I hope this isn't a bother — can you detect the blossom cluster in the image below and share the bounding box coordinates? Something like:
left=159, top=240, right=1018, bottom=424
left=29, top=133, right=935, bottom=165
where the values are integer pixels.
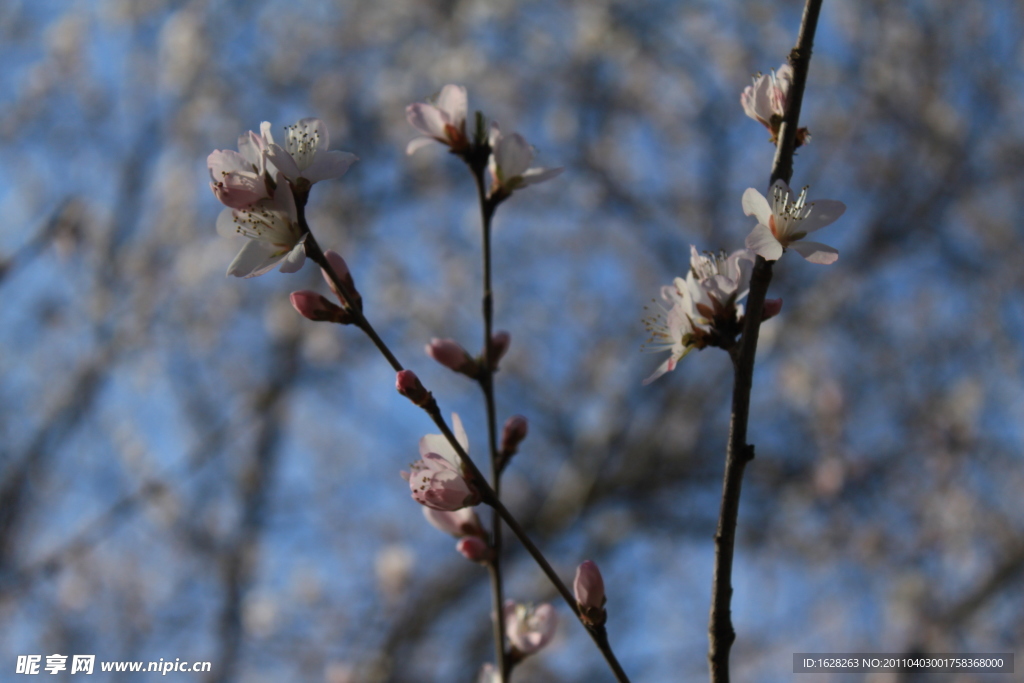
left=208, top=118, right=356, bottom=278
left=643, top=63, right=846, bottom=383
left=406, top=84, right=563, bottom=201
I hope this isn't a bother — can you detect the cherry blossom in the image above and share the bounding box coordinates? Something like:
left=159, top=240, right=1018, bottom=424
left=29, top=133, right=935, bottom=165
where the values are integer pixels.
left=504, top=601, right=557, bottom=655
left=642, top=282, right=697, bottom=385
left=684, top=246, right=755, bottom=323
left=405, top=84, right=470, bottom=155
left=207, top=122, right=274, bottom=209
left=743, top=180, right=846, bottom=264
left=215, top=173, right=306, bottom=278
left=741, top=64, right=810, bottom=145
left=401, top=414, right=479, bottom=511
left=487, top=124, right=563, bottom=199
left=265, top=118, right=357, bottom=191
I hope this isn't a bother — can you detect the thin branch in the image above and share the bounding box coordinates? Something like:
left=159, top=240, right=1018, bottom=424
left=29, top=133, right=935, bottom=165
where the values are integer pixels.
left=296, top=189, right=630, bottom=681
left=470, top=158, right=510, bottom=680
left=708, top=1, right=825, bottom=682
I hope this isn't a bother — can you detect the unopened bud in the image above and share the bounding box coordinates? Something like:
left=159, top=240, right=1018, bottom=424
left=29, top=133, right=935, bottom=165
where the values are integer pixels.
left=321, top=249, right=362, bottom=311
left=487, top=330, right=511, bottom=371
left=456, top=536, right=491, bottom=563
left=574, top=560, right=607, bottom=626
left=761, top=298, right=783, bottom=321
left=396, top=370, right=430, bottom=406
left=426, top=338, right=478, bottom=377
left=499, top=415, right=528, bottom=463
left=289, top=290, right=347, bottom=323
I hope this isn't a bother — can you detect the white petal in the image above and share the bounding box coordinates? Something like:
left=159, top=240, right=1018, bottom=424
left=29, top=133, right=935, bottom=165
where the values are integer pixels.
left=642, top=356, right=679, bottom=386
left=519, top=166, right=564, bottom=187
left=741, top=187, right=772, bottom=226
left=260, top=121, right=274, bottom=146
left=406, top=136, right=437, bottom=155
left=496, top=133, right=534, bottom=180
left=436, top=84, right=467, bottom=125
left=801, top=199, right=846, bottom=233
left=226, top=240, right=283, bottom=278
left=303, top=150, right=358, bottom=183
left=406, top=103, right=448, bottom=139
left=216, top=208, right=240, bottom=238
left=745, top=223, right=784, bottom=261
left=277, top=242, right=307, bottom=273
left=265, top=144, right=302, bottom=182
left=788, top=240, right=839, bottom=264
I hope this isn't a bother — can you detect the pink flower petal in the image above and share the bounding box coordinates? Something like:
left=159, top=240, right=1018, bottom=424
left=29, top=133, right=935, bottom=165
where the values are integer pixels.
left=788, top=240, right=839, bottom=264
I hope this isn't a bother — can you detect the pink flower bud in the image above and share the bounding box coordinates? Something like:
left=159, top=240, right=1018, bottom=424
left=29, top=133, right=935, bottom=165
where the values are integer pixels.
left=761, top=298, right=783, bottom=321
left=500, top=415, right=528, bottom=460
left=574, top=560, right=607, bottom=626
left=504, top=601, right=557, bottom=656
left=456, top=536, right=491, bottom=563
left=422, top=507, right=484, bottom=538
left=426, top=338, right=478, bottom=376
left=289, top=290, right=345, bottom=323
left=321, top=249, right=362, bottom=310
left=487, top=330, right=511, bottom=370
left=395, top=370, right=430, bottom=406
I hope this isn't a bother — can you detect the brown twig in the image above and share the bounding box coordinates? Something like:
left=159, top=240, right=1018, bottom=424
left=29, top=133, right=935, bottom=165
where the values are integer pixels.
left=708, top=1, right=825, bottom=681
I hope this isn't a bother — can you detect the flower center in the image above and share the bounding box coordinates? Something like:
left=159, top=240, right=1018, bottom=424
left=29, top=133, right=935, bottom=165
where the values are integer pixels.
left=283, top=124, right=321, bottom=171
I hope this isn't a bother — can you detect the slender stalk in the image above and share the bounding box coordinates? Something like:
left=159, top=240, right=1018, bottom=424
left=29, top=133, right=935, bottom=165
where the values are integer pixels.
left=470, top=160, right=509, bottom=680
left=707, top=2, right=824, bottom=682
left=295, top=187, right=631, bottom=682
left=422, top=400, right=631, bottom=683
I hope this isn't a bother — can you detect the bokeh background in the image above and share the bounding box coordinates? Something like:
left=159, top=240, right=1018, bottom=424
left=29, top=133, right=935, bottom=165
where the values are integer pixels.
left=2, top=0, right=1023, bottom=681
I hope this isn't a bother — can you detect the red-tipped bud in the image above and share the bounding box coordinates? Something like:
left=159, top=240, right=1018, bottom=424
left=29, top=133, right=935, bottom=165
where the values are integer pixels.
left=762, top=298, right=783, bottom=321
left=396, top=370, right=430, bottom=406
left=499, top=415, right=528, bottom=463
left=574, top=560, right=607, bottom=626
left=487, top=330, right=511, bottom=371
left=321, top=249, right=362, bottom=311
left=456, top=536, right=491, bottom=563
left=289, top=291, right=347, bottom=323
left=426, top=338, right=478, bottom=377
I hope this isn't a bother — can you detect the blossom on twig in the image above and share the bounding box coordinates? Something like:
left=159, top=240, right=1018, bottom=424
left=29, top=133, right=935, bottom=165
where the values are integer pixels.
left=505, top=601, right=557, bottom=656
left=207, top=122, right=274, bottom=209
left=741, top=64, right=810, bottom=146
left=401, top=413, right=480, bottom=511
left=265, top=118, right=357, bottom=191
left=215, top=172, right=306, bottom=278
left=743, top=180, right=846, bottom=264
left=487, top=124, right=562, bottom=200
left=406, top=84, right=470, bottom=155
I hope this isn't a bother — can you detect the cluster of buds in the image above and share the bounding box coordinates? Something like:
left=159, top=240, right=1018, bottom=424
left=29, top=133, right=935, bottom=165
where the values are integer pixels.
left=289, top=249, right=363, bottom=324
left=406, top=84, right=563, bottom=203
left=208, top=118, right=356, bottom=278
